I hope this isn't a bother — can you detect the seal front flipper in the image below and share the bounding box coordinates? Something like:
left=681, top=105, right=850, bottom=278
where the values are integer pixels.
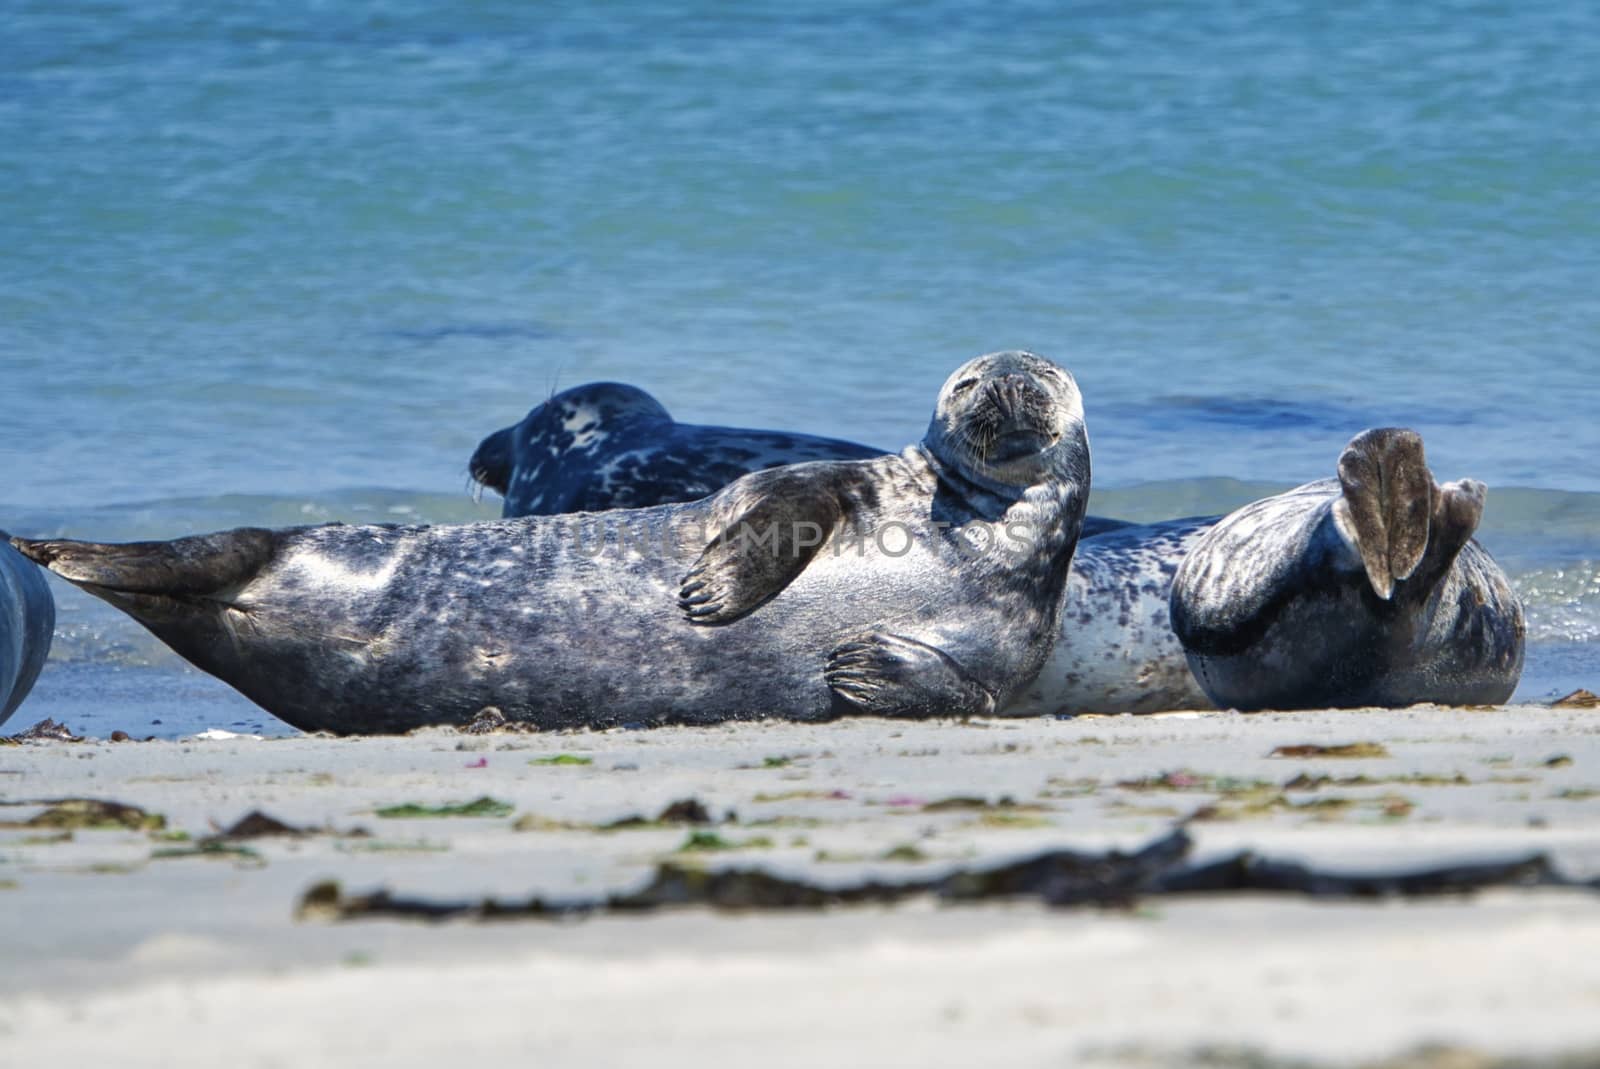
left=825, top=632, right=997, bottom=718
left=677, top=466, right=851, bottom=625
left=11, top=529, right=278, bottom=615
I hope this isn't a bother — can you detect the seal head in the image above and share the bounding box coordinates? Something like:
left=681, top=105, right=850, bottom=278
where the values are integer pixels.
left=470, top=383, right=675, bottom=514
left=925, top=349, right=1087, bottom=494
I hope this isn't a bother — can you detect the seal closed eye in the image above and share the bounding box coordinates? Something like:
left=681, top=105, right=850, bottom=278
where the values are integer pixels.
left=15, top=351, right=1092, bottom=734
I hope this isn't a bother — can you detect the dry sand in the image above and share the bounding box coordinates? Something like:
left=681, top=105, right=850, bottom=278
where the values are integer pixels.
left=3, top=706, right=1600, bottom=1068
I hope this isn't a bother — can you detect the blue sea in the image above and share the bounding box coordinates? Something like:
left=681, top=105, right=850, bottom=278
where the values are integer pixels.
left=3, top=0, right=1597, bottom=736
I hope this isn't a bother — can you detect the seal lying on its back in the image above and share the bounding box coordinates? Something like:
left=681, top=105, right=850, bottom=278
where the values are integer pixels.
left=0, top=539, right=54, bottom=727
left=15, top=352, right=1091, bottom=734
left=473, top=387, right=1524, bottom=711
left=1166, top=428, right=1522, bottom=710
left=1012, top=428, right=1523, bottom=712
left=470, top=382, right=884, bottom=516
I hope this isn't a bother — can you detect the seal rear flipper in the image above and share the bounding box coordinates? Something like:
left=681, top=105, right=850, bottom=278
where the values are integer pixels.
left=1333, top=427, right=1435, bottom=600
left=1424, top=478, right=1484, bottom=566
left=10, top=528, right=279, bottom=600
left=825, top=632, right=996, bottom=718
left=678, top=467, right=850, bottom=625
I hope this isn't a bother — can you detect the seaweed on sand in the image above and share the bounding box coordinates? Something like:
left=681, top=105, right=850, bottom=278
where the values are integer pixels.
left=296, top=826, right=1597, bottom=924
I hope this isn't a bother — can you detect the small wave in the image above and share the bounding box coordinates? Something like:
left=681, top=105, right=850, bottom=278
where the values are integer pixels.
left=382, top=320, right=556, bottom=345
left=1104, top=395, right=1475, bottom=434
left=1515, top=562, right=1600, bottom=645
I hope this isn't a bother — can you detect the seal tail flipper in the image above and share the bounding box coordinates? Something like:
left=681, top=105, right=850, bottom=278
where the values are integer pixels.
left=9, top=529, right=278, bottom=599
left=1420, top=477, right=1486, bottom=582
left=1332, top=428, right=1435, bottom=600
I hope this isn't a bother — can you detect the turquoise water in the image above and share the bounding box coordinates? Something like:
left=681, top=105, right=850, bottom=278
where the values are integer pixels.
left=3, top=0, right=1597, bottom=734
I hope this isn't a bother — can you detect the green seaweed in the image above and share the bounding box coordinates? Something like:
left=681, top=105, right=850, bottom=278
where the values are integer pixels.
left=676, top=830, right=775, bottom=853
left=511, top=814, right=593, bottom=832
left=751, top=789, right=841, bottom=803
left=1283, top=771, right=1469, bottom=790
left=528, top=754, right=593, bottom=767
left=1038, top=776, right=1100, bottom=798
left=376, top=797, right=514, bottom=819
left=880, top=843, right=931, bottom=862
left=335, top=839, right=452, bottom=854
left=974, top=811, right=1053, bottom=829
left=152, top=840, right=264, bottom=865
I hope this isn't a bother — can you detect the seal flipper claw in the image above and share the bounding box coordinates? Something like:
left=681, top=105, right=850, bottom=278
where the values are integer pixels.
left=825, top=632, right=996, bottom=718
left=1334, top=428, right=1433, bottom=600
left=677, top=468, right=848, bottom=625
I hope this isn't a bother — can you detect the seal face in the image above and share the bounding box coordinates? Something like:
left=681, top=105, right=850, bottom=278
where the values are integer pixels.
left=470, top=382, right=883, bottom=516
left=0, top=540, right=55, bottom=727
left=17, top=352, right=1091, bottom=734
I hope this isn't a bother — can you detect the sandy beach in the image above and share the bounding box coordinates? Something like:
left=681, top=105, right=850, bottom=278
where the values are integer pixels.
left=4, top=706, right=1599, bottom=1067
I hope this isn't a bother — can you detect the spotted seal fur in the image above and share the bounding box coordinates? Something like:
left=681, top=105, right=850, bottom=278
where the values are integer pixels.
left=14, top=352, right=1091, bottom=734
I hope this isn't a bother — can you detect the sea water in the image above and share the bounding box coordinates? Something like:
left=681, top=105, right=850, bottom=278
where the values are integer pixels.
left=3, top=0, right=1596, bottom=736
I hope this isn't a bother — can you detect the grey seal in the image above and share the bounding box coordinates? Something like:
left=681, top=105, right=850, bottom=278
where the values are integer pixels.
left=471, top=395, right=1524, bottom=712
left=470, top=382, right=884, bottom=516
left=14, top=351, right=1091, bottom=734
left=1165, top=427, right=1523, bottom=710
left=0, top=539, right=55, bottom=727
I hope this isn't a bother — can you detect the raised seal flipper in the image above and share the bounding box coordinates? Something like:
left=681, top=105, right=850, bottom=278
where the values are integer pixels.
left=1411, top=477, right=1486, bottom=592
left=825, top=631, right=997, bottom=718
left=11, top=529, right=278, bottom=603
left=677, top=466, right=851, bottom=625
left=1333, top=427, right=1434, bottom=600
